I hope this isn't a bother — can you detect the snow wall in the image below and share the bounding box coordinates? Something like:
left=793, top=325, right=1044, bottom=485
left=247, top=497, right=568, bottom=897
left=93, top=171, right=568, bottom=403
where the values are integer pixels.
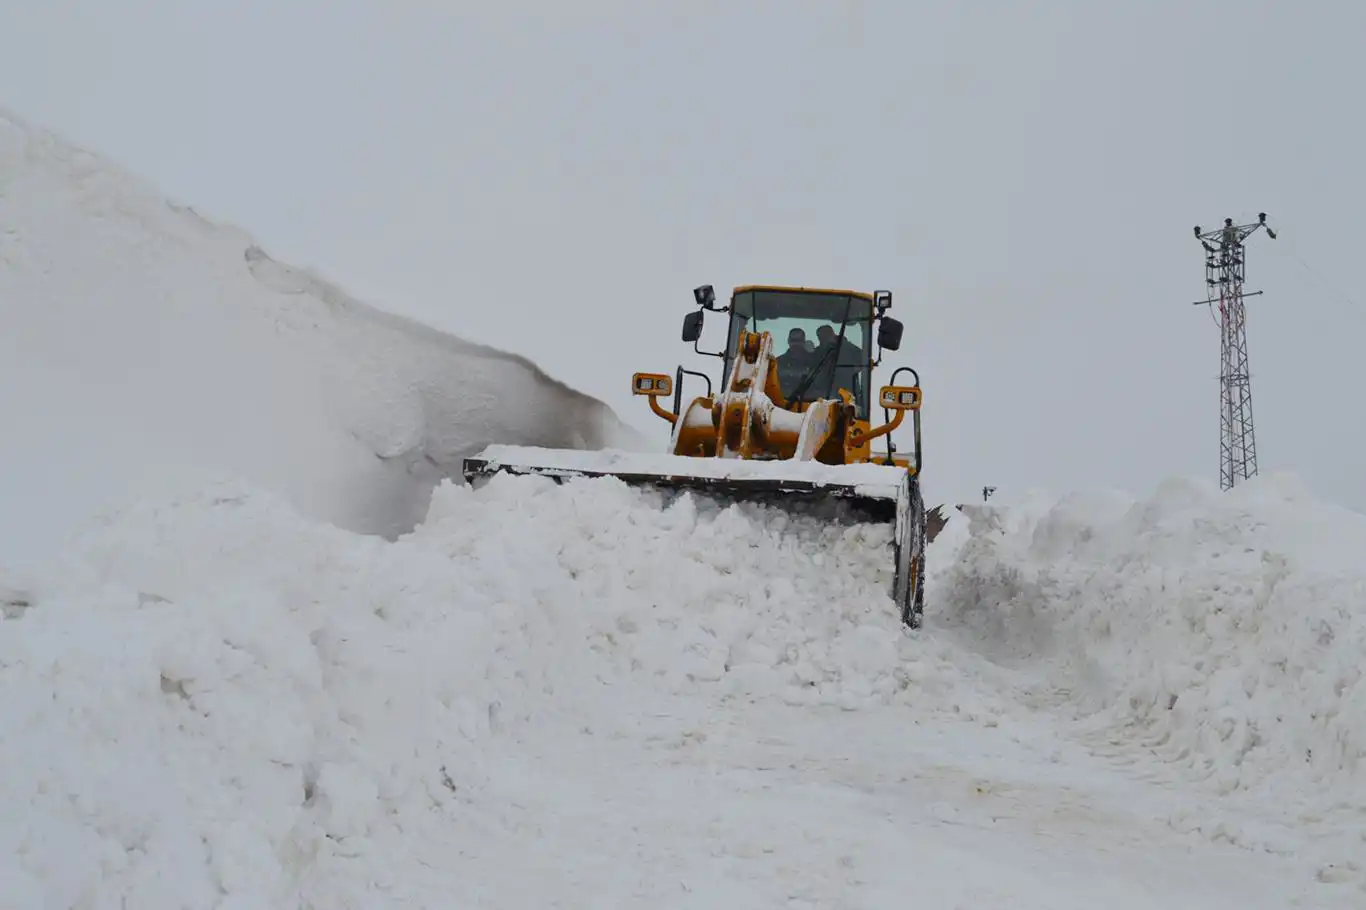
left=0, top=105, right=643, bottom=567
left=938, top=473, right=1366, bottom=852
left=3, top=466, right=1364, bottom=905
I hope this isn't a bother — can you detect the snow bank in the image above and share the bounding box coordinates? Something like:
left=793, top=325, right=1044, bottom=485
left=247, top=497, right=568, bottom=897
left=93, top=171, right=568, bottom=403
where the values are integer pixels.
left=419, top=473, right=942, bottom=709
left=0, top=471, right=953, bottom=906
left=7, top=462, right=1363, bottom=904
left=939, top=471, right=1366, bottom=827
left=0, top=105, right=641, bottom=568
left=0, top=483, right=490, bottom=907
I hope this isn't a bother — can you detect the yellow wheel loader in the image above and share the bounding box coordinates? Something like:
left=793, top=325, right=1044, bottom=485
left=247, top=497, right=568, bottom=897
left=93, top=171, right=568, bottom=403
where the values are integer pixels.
left=462, top=284, right=928, bottom=628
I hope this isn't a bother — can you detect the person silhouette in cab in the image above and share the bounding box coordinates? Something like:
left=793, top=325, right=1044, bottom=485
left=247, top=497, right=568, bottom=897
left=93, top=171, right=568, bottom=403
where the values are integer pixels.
left=815, top=324, right=863, bottom=365
left=777, top=327, right=816, bottom=397
left=778, top=327, right=813, bottom=366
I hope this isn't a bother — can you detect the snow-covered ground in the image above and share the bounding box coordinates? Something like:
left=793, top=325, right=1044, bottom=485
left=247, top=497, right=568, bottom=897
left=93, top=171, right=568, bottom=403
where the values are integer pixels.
left=2, top=470, right=1363, bottom=907
left=3, top=107, right=1364, bottom=908
left=939, top=474, right=1366, bottom=877
left=0, top=105, right=641, bottom=569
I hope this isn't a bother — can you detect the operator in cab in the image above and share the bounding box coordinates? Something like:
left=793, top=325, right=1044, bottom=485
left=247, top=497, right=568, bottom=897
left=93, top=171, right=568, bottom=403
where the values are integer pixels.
left=776, top=327, right=816, bottom=396
left=810, top=324, right=864, bottom=399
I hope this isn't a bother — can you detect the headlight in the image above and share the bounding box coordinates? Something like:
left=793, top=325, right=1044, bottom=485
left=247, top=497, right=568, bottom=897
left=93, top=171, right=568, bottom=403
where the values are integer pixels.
left=879, top=385, right=921, bottom=410
left=631, top=372, right=673, bottom=397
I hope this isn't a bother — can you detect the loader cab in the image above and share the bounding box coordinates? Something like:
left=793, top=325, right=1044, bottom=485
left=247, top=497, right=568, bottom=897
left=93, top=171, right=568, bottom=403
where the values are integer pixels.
left=724, top=286, right=877, bottom=418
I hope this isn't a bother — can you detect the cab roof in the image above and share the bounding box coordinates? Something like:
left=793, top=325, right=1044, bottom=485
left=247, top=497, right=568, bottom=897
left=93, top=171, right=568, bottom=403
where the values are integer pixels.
left=731, top=284, right=875, bottom=302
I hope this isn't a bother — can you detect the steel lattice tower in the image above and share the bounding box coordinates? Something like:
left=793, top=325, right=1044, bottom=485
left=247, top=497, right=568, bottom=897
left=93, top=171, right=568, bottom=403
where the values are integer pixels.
left=1192, top=212, right=1277, bottom=491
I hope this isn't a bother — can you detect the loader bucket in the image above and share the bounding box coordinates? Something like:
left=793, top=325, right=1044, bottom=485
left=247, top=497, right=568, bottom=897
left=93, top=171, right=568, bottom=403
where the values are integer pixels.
left=460, top=444, right=928, bottom=627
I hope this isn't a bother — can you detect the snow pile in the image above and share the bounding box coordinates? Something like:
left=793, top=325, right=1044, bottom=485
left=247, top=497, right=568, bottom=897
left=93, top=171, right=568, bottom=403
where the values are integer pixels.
left=0, top=104, right=640, bottom=567
left=0, top=486, right=468, bottom=907
left=5, top=464, right=1362, bottom=904
left=419, top=473, right=979, bottom=712
left=939, top=471, right=1366, bottom=824
left=0, top=470, right=967, bottom=907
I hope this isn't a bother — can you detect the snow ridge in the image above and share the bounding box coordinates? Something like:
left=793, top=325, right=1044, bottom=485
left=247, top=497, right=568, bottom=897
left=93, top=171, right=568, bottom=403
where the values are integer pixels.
left=3, top=461, right=1364, bottom=903
left=0, top=103, right=641, bottom=566
left=938, top=472, right=1366, bottom=850
left=0, top=473, right=928, bottom=906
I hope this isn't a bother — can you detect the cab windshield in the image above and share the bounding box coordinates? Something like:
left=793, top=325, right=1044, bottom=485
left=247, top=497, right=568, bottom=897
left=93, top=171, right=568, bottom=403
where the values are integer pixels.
left=725, top=288, right=873, bottom=417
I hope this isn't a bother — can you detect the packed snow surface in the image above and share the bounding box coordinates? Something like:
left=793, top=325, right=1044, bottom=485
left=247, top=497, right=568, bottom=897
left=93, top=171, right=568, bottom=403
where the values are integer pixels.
left=2, top=468, right=1363, bottom=907
left=0, top=105, right=640, bottom=568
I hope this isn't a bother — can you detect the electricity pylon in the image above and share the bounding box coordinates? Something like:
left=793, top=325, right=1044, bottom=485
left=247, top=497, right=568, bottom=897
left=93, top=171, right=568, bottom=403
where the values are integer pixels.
left=1192, top=212, right=1277, bottom=491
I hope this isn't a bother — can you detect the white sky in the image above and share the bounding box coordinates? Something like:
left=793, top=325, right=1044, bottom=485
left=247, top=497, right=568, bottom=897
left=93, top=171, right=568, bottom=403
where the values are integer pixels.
left=3, top=0, right=1364, bottom=510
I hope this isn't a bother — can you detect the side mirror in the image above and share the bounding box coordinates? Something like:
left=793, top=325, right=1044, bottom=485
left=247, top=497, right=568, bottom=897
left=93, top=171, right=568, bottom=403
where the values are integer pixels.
left=682, top=310, right=704, bottom=342
left=878, top=316, right=903, bottom=351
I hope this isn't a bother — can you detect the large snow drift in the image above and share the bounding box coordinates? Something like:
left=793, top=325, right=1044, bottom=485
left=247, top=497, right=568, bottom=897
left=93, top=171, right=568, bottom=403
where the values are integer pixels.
left=939, top=472, right=1366, bottom=862
left=0, top=105, right=641, bottom=567
left=1, top=468, right=1363, bottom=905
left=0, top=475, right=911, bottom=907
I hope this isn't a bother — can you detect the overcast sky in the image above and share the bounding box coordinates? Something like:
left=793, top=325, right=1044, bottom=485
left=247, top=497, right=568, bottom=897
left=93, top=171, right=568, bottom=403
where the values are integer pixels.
left=3, top=1, right=1363, bottom=511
